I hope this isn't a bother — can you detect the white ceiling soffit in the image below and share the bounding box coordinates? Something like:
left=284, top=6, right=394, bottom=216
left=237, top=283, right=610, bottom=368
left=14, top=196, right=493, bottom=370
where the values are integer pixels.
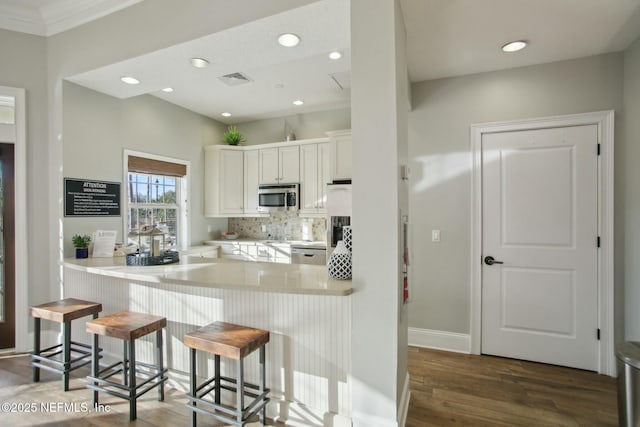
left=400, top=0, right=640, bottom=82
left=0, top=0, right=142, bottom=36
left=66, top=0, right=351, bottom=123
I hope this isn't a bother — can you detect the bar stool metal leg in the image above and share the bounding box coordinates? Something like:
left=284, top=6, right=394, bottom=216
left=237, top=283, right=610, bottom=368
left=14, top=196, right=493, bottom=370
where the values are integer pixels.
left=123, top=340, right=128, bottom=386
left=129, top=340, right=137, bottom=421
left=62, top=321, right=71, bottom=391
left=156, top=329, right=164, bottom=401
left=91, top=331, right=99, bottom=406
left=260, top=346, right=266, bottom=425
left=237, top=358, right=245, bottom=425
left=214, top=354, right=221, bottom=405
left=189, top=348, right=197, bottom=427
left=33, top=317, right=40, bottom=382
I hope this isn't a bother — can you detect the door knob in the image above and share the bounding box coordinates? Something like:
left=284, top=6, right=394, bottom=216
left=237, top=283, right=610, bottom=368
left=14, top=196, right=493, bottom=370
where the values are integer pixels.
left=484, top=256, right=504, bottom=265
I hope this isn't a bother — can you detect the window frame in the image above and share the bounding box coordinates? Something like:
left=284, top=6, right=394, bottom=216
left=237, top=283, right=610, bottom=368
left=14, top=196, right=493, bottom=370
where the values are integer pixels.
left=123, top=150, right=190, bottom=250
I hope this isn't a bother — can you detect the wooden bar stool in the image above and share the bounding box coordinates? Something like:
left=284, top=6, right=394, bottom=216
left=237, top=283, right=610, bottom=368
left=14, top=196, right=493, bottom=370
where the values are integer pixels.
left=85, top=310, right=167, bottom=421
left=31, top=298, right=102, bottom=391
left=184, top=321, right=270, bottom=427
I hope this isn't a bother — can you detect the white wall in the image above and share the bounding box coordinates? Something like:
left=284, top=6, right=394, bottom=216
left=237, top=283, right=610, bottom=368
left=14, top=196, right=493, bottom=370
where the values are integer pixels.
left=62, top=82, right=228, bottom=256
left=622, top=36, right=640, bottom=341
left=351, top=0, right=408, bottom=425
left=0, top=29, right=51, bottom=308
left=237, top=108, right=351, bottom=145
left=408, top=54, right=624, bottom=342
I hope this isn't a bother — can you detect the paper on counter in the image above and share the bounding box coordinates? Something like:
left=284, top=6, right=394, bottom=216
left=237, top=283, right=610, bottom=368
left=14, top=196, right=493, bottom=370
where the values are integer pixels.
left=92, top=230, right=117, bottom=257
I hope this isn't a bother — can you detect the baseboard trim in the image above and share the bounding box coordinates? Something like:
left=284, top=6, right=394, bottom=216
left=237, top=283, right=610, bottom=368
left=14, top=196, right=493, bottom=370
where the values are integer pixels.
left=408, top=327, right=470, bottom=354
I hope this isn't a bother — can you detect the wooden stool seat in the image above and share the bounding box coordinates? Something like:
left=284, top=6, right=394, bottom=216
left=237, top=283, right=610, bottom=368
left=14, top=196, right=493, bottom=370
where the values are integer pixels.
left=184, top=321, right=270, bottom=427
left=183, top=321, right=269, bottom=360
left=86, top=310, right=167, bottom=421
left=86, top=310, right=166, bottom=340
left=31, top=298, right=102, bottom=323
left=31, top=298, right=102, bottom=391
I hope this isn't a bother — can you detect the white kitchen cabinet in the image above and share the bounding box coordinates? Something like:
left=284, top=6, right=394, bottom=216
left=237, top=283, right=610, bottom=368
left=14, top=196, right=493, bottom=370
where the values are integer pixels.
left=204, top=146, right=244, bottom=217
left=299, top=142, right=332, bottom=216
left=243, top=148, right=263, bottom=215
left=327, top=130, right=352, bottom=180
left=259, top=145, right=300, bottom=184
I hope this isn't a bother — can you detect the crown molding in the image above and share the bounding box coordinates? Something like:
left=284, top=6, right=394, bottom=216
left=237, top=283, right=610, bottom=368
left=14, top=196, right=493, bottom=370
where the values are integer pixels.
left=0, top=0, right=142, bottom=36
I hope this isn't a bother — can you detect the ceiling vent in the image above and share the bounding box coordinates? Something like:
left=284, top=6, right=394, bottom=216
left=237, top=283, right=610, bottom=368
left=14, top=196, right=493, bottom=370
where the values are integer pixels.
left=218, top=72, right=253, bottom=86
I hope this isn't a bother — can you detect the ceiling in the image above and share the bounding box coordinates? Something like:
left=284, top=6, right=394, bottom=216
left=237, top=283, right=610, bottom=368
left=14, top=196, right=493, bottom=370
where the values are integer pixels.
left=2, top=0, right=640, bottom=123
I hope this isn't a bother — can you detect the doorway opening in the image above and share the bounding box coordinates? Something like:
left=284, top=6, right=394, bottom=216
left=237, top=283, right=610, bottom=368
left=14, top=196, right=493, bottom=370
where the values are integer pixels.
left=0, top=143, right=15, bottom=349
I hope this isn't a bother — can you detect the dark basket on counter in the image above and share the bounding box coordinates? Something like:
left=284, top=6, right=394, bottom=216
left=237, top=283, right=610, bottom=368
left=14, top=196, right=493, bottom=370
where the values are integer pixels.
left=125, top=251, right=179, bottom=266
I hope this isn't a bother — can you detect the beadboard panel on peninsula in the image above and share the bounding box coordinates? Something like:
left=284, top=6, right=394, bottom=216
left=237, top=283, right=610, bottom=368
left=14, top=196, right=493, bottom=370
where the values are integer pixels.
left=63, top=267, right=353, bottom=425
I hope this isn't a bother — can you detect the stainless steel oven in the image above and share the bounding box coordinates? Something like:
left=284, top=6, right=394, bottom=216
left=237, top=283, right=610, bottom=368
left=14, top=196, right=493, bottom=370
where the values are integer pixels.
left=258, top=183, right=299, bottom=212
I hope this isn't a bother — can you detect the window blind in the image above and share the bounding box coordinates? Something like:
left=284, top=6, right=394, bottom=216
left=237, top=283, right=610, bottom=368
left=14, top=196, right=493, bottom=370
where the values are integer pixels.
left=128, top=155, right=186, bottom=177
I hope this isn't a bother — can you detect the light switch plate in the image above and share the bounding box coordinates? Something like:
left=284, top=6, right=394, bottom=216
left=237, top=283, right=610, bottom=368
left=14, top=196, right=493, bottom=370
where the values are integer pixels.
left=432, top=229, right=440, bottom=242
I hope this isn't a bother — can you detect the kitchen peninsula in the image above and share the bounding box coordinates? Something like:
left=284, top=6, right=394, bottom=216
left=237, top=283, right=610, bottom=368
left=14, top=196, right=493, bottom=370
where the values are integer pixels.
left=63, top=257, right=353, bottom=426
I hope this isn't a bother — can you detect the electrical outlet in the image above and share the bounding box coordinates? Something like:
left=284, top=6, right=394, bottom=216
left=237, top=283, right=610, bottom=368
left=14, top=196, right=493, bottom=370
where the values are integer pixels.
left=432, top=229, right=440, bottom=242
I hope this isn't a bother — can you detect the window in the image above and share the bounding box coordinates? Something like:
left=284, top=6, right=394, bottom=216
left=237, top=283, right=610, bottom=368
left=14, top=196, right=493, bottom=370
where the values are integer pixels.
left=125, top=152, right=189, bottom=250
left=127, top=173, right=179, bottom=248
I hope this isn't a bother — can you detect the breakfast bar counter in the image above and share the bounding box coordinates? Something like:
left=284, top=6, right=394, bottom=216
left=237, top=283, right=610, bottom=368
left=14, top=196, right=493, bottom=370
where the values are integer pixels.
left=64, top=256, right=353, bottom=296
left=62, top=256, right=353, bottom=426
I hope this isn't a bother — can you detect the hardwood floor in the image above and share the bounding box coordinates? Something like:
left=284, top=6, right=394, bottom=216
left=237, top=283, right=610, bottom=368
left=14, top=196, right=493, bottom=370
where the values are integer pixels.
left=407, top=346, right=618, bottom=426
left=0, top=347, right=618, bottom=426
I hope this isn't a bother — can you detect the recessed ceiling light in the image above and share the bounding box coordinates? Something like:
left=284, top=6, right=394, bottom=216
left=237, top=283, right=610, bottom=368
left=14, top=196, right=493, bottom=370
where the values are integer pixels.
left=120, top=76, right=140, bottom=85
left=293, top=99, right=304, bottom=106
left=501, top=40, right=527, bottom=53
left=221, top=112, right=232, bottom=117
left=190, top=57, right=210, bottom=68
left=278, top=33, right=300, bottom=47
left=329, top=51, right=342, bottom=60
left=161, top=87, right=174, bottom=93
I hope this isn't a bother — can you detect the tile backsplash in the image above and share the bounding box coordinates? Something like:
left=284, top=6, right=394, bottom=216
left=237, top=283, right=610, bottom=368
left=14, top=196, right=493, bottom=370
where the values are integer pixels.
left=228, top=212, right=326, bottom=241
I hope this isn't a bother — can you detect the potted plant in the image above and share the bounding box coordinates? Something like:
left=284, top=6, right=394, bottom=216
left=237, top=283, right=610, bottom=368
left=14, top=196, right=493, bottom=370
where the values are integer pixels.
left=223, top=125, right=245, bottom=145
left=72, top=234, right=91, bottom=259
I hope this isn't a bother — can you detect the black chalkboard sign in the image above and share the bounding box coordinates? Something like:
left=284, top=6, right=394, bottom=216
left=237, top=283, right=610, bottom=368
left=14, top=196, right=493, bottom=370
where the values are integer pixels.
left=64, top=178, right=121, bottom=217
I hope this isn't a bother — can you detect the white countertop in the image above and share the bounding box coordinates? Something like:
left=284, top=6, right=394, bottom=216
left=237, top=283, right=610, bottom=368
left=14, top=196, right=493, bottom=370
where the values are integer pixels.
left=63, top=255, right=352, bottom=296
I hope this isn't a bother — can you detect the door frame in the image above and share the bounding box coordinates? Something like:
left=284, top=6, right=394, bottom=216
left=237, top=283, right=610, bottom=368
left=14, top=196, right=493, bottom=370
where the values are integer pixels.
left=469, top=110, right=615, bottom=375
left=0, top=86, right=28, bottom=352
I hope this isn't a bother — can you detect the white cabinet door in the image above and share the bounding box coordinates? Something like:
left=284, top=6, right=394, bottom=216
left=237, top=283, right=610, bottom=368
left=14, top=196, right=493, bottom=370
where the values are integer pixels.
left=259, top=147, right=279, bottom=184
left=299, top=144, right=319, bottom=214
left=259, top=146, right=300, bottom=184
left=204, top=146, right=244, bottom=217
left=332, top=133, right=352, bottom=180
left=279, top=145, right=300, bottom=183
left=219, top=150, right=244, bottom=214
left=244, top=149, right=261, bottom=214
left=318, top=142, right=332, bottom=210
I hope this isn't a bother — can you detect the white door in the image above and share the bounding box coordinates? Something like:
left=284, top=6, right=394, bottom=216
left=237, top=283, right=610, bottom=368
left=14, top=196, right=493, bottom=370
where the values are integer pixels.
left=481, top=124, right=598, bottom=371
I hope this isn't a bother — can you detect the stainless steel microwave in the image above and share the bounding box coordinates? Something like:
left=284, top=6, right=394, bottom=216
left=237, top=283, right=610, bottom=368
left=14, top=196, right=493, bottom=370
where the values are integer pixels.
left=258, top=183, right=299, bottom=212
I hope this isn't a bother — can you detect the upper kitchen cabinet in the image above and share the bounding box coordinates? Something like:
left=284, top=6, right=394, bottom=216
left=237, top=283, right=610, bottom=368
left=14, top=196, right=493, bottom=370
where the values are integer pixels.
left=299, top=142, right=332, bottom=217
left=204, top=145, right=244, bottom=217
left=259, top=146, right=300, bottom=184
left=244, top=148, right=264, bottom=216
left=327, top=130, right=352, bottom=180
